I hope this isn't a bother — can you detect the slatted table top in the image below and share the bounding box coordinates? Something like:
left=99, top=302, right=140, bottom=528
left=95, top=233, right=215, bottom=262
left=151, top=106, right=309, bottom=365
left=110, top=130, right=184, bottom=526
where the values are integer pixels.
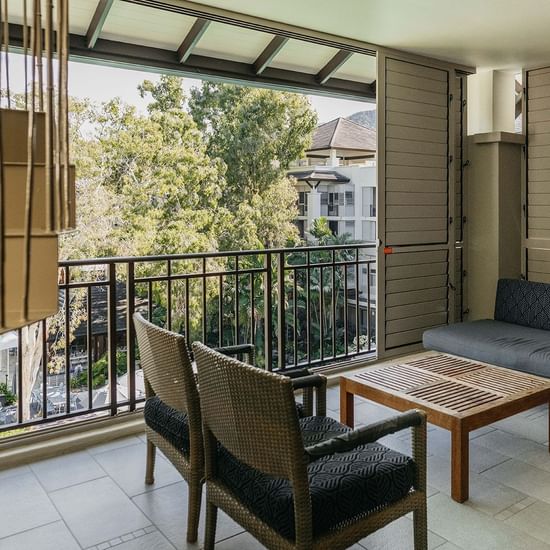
left=343, top=354, right=550, bottom=421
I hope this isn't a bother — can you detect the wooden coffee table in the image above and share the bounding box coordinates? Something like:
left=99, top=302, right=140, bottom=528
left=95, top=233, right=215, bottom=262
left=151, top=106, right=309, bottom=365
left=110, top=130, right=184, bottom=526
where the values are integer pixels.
left=340, top=353, right=550, bottom=503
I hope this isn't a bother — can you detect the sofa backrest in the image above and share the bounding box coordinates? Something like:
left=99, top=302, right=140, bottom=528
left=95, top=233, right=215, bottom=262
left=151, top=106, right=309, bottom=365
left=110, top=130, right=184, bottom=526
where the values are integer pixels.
left=494, top=278, right=550, bottom=330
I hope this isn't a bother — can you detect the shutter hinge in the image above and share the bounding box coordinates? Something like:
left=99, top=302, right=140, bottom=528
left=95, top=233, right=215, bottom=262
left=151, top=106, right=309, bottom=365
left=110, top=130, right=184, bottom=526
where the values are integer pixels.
left=522, top=204, right=527, bottom=215
left=449, top=154, right=454, bottom=164
left=449, top=93, right=454, bottom=102
left=462, top=99, right=467, bottom=107
left=462, top=215, right=467, bottom=224
left=463, top=159, right=470, bottom=168
left=449, top=216, right=453, bottom=225
left=463, top=269, right=467, bottom=277
left=522, top=144, right=527, bottom=156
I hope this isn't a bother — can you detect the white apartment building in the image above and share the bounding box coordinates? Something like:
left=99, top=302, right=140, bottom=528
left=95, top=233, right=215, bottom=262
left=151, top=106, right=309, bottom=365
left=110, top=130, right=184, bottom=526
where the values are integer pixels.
left=289, top=117, right=377, bottom=344
left=289, top=117, right=376, bottom=242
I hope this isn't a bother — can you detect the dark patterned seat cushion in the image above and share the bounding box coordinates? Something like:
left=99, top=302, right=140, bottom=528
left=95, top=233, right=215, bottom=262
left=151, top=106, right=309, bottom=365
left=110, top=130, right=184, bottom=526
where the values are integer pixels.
left=144, top=397, right=190, bottom=456
left=216, top=416, right=415, bottom=540
left=495, top=279, right=550, bottom=330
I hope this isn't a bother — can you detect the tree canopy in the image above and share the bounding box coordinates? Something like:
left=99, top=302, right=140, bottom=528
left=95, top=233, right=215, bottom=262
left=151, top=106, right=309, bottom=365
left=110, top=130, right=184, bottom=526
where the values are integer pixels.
left=61, top=76, right=318, bottom=258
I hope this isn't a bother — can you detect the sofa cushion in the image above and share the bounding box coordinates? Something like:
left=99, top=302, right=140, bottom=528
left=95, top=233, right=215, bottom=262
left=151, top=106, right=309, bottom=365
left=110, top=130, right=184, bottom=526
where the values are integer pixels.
left=216, top=415, right=415, bottom=540
left=423, top=319, right=550, bottom=377
left=144, top=396, right=190, bottom=455
left=495, top=279, right=550, bottom=331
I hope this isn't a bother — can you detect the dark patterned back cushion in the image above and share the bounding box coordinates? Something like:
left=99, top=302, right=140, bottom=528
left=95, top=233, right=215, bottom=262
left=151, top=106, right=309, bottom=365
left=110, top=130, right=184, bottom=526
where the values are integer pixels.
left=494, top=279, right=550, bottom=330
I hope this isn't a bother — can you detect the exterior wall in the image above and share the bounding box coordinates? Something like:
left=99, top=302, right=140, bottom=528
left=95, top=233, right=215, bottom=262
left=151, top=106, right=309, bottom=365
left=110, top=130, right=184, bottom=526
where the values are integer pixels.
left=293, top=162, right=377, bottom=241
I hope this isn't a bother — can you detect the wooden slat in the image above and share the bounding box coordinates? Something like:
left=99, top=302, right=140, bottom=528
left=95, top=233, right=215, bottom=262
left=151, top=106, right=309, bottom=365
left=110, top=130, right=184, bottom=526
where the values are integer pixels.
left=386, top=124, right=447, bottom=144
left=386, top=70, right=448, bottom=94
left=387, top=58, right=447, bottom=82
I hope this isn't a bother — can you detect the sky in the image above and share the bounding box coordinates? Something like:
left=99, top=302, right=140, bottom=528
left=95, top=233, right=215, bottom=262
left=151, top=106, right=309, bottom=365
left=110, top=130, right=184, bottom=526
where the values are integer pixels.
left=5, top=53, right=375, bottom=123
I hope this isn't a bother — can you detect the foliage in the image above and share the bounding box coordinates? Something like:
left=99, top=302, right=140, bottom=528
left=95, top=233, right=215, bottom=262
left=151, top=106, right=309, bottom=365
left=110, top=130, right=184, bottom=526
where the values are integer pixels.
left=189, top=82, right=317, bottom=249
left=0, top=382, right=17, bottom=406
left=71, top=351, right=128, bottom=390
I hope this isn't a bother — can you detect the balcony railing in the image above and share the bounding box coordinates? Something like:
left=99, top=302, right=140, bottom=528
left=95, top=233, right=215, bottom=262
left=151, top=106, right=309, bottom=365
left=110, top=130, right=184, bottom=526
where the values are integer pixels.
left=0, top=243, right=376, bottom=434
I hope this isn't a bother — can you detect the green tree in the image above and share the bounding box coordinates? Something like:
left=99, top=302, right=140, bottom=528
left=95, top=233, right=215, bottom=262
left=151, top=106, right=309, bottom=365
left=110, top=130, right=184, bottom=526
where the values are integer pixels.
left=189, top=82, right=318, bottom=249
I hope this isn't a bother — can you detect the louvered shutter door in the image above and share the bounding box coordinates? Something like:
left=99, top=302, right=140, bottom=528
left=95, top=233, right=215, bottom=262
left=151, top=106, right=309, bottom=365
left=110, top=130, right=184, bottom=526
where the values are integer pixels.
left=525, top=67, right=550, bottom=282
left=377, top=55, right=455, bottom=355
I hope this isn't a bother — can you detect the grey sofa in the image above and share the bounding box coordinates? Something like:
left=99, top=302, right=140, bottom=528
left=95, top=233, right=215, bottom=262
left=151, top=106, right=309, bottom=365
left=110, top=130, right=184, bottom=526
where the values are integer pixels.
left=423, top=279, right=550, bottom=377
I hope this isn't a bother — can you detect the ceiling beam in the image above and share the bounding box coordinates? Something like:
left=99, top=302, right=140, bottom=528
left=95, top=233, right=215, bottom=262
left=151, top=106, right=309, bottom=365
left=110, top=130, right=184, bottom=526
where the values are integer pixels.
left=86, top=0, right=114, bottom=49
left=253, top=35, right=288, bottom=75
left=177, top=17, right=210, bottom=64
left=7, top=24, right=376, bottom=103
left=317, top=49, right=353, bottom=84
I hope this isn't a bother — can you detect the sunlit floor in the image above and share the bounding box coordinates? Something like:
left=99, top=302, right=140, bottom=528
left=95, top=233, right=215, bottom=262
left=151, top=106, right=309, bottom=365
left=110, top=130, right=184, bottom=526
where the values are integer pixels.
left=2, top=383, right=550, bottom=549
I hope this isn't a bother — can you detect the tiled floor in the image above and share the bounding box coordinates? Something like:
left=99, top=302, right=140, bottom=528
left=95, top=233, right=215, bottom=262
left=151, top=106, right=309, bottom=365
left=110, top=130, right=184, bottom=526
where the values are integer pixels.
left=3, top=385, right=550, bottom=549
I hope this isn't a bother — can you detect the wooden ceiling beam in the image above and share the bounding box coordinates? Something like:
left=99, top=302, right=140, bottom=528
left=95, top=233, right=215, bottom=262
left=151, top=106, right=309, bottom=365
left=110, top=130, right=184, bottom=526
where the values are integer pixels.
left=177, top=18, right=210, bottom=64
left=86, top=0, right=114, bottom=49
left=253, top=35, right=288, bottom=75
left=317, top=49, right=353, bottom=84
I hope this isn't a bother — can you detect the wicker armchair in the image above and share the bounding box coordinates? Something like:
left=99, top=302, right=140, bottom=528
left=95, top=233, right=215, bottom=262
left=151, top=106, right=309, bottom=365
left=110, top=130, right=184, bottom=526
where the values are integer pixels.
left=193, top=342, right=428, bottom=550
left=132, top=313, right=326, bottom=543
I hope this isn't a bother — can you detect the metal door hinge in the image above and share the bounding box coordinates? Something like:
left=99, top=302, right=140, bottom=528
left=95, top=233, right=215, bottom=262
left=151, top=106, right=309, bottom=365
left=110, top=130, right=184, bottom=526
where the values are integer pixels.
left=449, top=155, right=453, bottom=164
left=463, top=308, right=470, bottom=315
left=462, top=215, right=467, bottom=224
left=449, top=93, right=453, bottom=102
left=522, top=204, right=527, bottom=215
left=463, top=269, right=467, bottom=277
left=463, top=159, right=470, bottom=168
left=448, top=282, right=456, bottom=291
left=449, top=216, right=453, bottom=225
left=462, top=99, right=467, bottom=107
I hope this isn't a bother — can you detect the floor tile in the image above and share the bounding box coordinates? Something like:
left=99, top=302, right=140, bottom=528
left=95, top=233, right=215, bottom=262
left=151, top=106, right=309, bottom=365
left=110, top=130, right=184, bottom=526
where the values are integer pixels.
left=87, top=435, right=144, bottom=455
left=360, top=516, right=446, bottom=549
left=0, top=472, right=60, bottom=539
left=0, top=521, right=79, bottom=550
left=483, top=459, right=550, bottom=504
left=505, top=499, right=550, bottom=545
left=427, top=492, right=550, bottom=550
left=0, top=464, right=31, bottom=480
left=49, top=476, right=151, bottom=548
left=101, top=529, right=175, bottom=550
left=427, top=455, right=526, bottom=516
left=93, top=442, right=181, bottom=497
left=474, top=429, right=543, bottom=458
left=133, top=482, right=242, bottom=550
left=30, top=450, right=106, bottom=492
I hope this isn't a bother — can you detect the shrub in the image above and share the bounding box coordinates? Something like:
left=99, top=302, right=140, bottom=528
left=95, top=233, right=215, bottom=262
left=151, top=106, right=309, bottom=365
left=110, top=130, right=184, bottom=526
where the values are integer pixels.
left=0, top=382, right=17, bottom=406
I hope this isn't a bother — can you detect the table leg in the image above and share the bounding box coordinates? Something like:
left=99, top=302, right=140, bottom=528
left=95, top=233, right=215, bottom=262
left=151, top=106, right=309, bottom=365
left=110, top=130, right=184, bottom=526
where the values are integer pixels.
left=451, top=423, right=469, bottom=503
left=339, top=379, right=355, bottom=428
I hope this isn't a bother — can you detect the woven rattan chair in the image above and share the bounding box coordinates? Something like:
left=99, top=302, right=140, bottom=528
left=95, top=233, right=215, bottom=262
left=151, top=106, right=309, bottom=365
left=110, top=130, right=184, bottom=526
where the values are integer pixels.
left=193, top=342, right=428, bottom=550
left=133, top=313, right=327, bottom=543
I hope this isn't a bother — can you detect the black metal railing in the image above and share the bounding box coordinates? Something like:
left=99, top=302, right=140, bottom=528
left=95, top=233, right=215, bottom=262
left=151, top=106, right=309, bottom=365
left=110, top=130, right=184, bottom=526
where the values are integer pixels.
left=0, top=243, right=376, bottom=433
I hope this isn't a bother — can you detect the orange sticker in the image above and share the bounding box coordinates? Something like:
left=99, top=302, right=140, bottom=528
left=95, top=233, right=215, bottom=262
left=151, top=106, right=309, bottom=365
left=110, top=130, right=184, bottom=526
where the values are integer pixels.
left=384, top=246, right=393, bottom=255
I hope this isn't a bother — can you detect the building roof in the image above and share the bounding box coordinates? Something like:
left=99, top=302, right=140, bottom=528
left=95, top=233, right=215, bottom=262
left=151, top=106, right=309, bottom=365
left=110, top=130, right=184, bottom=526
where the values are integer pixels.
left=308, top=118, right=376, bottom=154
left=289, top=170, right=350, bottom=183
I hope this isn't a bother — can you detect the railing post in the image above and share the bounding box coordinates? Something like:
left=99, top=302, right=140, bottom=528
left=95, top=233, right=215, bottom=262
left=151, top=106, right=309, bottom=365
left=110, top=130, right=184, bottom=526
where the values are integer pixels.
left=277, top=251, right=285, bottom=370
left=263, top=252, right=273, bottom=371
left=107, top=263, right=117, bottom=416
left=126, top=261, right=136, bottom=411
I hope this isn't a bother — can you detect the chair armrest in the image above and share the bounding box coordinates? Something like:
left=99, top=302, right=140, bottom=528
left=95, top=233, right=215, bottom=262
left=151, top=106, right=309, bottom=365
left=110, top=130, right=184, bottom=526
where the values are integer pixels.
left=215, top=344, right=255, bottom=365
left=305, top=410, right=425, bottom=460
left=289, top=373, right=325, bottom=390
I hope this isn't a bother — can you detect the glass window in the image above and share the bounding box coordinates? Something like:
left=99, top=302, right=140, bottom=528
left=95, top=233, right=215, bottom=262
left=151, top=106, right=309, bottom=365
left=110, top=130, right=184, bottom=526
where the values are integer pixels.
left=362, top=220, right=376, bottom=241
left=362, top=187, right=376, bottom=217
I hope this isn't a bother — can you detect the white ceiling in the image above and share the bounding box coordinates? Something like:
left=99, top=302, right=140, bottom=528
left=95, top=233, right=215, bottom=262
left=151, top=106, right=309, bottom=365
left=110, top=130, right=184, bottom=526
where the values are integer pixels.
left=188, top=0, right=550, bottom=71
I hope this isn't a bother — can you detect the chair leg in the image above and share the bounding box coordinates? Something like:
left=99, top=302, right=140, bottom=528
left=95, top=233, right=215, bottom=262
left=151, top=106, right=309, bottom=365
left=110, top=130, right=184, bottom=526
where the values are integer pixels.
left=145, top=439, right=156, bottom=485
left=204, top=499, right=218, bottom=550
left=413, top=502, right=428, bottom=550
left=186, top=480, right=202, bottom=543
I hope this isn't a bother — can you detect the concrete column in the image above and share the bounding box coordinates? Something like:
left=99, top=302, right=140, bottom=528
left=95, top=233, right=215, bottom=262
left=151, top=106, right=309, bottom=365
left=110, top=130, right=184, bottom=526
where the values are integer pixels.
left=467, top=132, right=524, bottom=319
left=467, top=70, right=516, bottom=135
left=306, top=187, right=321, bottom=231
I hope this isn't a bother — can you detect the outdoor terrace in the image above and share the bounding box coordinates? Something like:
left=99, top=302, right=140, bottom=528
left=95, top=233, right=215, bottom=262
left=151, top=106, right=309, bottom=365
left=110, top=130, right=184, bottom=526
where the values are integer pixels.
left=2, top=369, right=550, bottom=550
